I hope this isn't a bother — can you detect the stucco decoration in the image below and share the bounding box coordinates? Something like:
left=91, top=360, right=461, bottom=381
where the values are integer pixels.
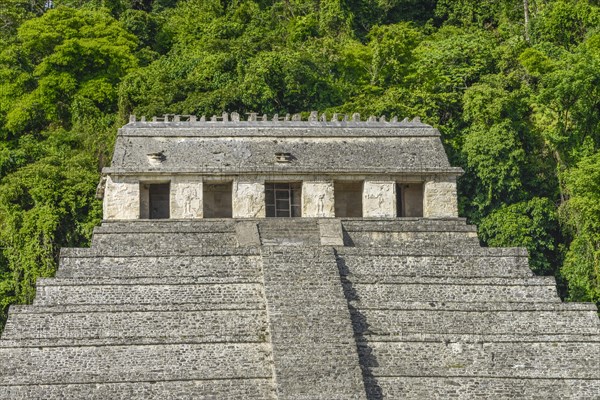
left=302, top=181, right=335, bottom=218
left=103, top=176, right=140, bottom=220
left=233, top=181, right=265, bottom=218
left=172, top=178, right=203, bottom=219
left=423, top=177, right=458, bottom=218
left=363, top=181, right=396, bottom=217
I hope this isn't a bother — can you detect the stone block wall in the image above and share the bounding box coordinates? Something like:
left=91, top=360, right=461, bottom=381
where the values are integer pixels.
left=1, top=218, right=598, bottom=399
left=423, top=176, right=459, bottom=218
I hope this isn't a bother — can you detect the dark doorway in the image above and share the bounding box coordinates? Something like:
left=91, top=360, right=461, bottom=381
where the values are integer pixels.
left=203, top=182, right=233, bottom=218
left=265, top=183, right=302, bottom=217
left=149, top=183, right=170, bottom=219
left=396, top=183, right=423, bottom=217
left=334, top=181, right=363, bottom=217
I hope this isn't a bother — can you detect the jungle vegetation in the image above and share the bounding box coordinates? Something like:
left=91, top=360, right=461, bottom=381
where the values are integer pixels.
left=0, top=0, right=599, bottom=329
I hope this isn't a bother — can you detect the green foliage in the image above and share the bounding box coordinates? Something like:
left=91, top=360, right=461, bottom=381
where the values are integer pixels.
left=368, top=23, right=422, bottom=86
left=479, top=197, right=561, bottom=275
left=1, top=0, right=600, bottom=330
left=531, top=0, right=600, bottom=49
left=0, top=7, right=138, bottom=139
left=0, top=131, right=102, bottom=324
left=560, top=153, right=600, bottom=305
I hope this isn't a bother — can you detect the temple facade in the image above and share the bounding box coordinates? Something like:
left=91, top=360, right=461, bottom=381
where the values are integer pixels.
left=100, top=112, right=461, bottom=220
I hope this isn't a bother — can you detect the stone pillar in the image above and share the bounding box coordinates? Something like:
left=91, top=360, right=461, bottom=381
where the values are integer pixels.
left=171, top=177, right=203, bottom=219
left=302, top=181, right=335, bottom=218
left=232, top=180, right=265, bottom=218
left=423, top=176, right=459, bottom=218
left=103, top=175, right=140, bottom=220
left=363, top=181, right=396, bottom=217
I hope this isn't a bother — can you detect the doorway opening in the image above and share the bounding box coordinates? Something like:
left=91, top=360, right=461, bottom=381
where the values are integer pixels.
left=203, top=182, right=233, bottom=218
left=396, top=183, right=423, bottom=217
left=140, top=182, right=170, bottom=219
left=334, top=181, right=363, bottom=217
left=265, top=182, right=302, bottom=217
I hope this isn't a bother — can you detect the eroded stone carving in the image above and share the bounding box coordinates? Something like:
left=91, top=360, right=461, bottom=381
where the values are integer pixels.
left=423, top=177, right=458, bottom=218
left=363, top=181, right=396, bottom=217
left=103, top=176, right=140, bottom=219
left=302, top=181, right=335, bottom=218
left=172, top=179, right=202, bottom=218
left=233, top=181, right=265, bottom=218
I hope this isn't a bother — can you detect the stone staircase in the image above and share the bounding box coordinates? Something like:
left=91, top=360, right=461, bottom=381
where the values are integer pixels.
left=337, top=219, right=600, bottom=399
left=0, top=220, right=277, bottom=399
left=0, top=218, right=599, bottom=399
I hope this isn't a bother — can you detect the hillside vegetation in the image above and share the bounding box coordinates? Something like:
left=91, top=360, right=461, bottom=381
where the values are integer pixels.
left=1, top=0, right=599, bottom=327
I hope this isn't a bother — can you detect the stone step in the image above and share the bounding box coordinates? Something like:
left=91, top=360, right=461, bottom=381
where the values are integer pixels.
left=257, top=218, right=320, bottom=229
left=351, top=309, right=600, bottom=337
left=1, top=379, right=277, bottom=400
left=61, top=246, right=258, bottom=258
left=340, top=218, right=476, bottom=232
left=38, top=276, right=262, bottom=285
left=33, top=283, right=265, bottom=307
left=91, top=232, right=238, bottom=250
left=0, top=309, right=268, bottom=347
left=345, top=275, right=555, bottom=286
left=340, top=218, right=481, bottom=247
left=56, top=255, right=262, bottom=280
left=357, top=332, right=600, bottom=343
left=6, top=303, right=267, bottom=314
left=347, top=301, right=597, bottom=312
left=349, top=280, right=560, bottom=304
left=337, top=246, right=528, bottom=257
left=360, top=340, right=600, bottom=379
left=0, top=343, right=273, bottom=386
left=336, top=253, right=533, bottom=278
left=93, top=219, right=238, bottom=233
left=374, top=376, right=600, bottom=400
left=257, top=221, right=321, bottom=246
left=343, top=230, right=481, bottom=247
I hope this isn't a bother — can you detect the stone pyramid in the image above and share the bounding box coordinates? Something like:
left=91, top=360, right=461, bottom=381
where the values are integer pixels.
left=1, top=218, right=599, bottom=399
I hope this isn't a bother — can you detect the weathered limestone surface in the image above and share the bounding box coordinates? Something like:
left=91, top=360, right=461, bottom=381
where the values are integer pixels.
left=423, top=176, right=459, bottom=218
left=302, top=181, right=335, bottom=217
left=362, top=181, right=395, bottom=217
left=171, top=177, right=202, bottom=218
left=101, top=119, right=463, bottom=221
left=1, top=219, right=599, bottom=400
left=261, top=246, right=366, bottom=399
left=334, top=219, right=600, bottom=399
left=233, top=180, right=265, bottom=218
left=319, top=219, right=344, bottom=246
left=103, top=176, right=139, bottom=219
left=2, top=379, right=276, bottom=400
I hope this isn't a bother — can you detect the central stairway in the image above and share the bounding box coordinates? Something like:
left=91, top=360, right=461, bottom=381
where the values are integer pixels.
left=0, top=218, right=598, bottom=399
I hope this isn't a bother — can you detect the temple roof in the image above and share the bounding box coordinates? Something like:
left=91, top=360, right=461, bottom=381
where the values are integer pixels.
left=105, top=113, right=463, bottom=175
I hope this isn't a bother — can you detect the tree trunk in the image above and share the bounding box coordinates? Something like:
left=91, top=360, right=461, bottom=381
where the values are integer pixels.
left=524, top=0, right=531, bottom=42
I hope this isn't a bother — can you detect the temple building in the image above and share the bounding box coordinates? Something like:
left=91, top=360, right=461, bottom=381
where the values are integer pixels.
left=1, top=112, right=598, bottom=399
left=100, top=112, right=460, bottom=221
